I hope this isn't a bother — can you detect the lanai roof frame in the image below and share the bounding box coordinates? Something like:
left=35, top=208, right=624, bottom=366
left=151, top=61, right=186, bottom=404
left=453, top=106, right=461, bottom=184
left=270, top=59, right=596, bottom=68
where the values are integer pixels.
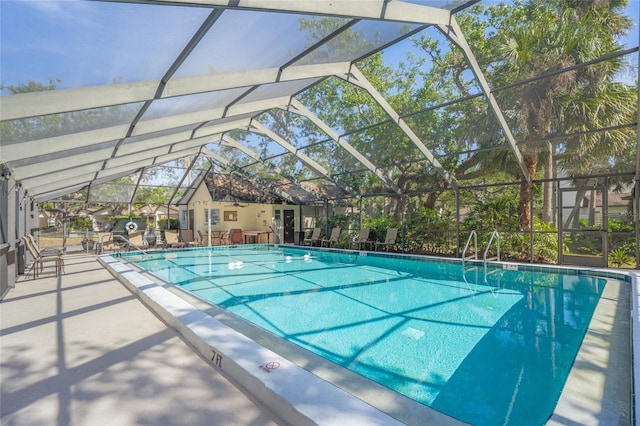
left=2, top=0, right=526, bottom=204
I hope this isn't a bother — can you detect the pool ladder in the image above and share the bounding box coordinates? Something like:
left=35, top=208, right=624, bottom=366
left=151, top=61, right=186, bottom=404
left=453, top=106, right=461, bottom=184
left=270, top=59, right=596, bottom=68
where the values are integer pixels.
left=483, top=230, right=500, bottom=266
left=462, top=230, right=500, bottom=267
left=462, top=230, right=501, bottom=288
left=462, top=230, right=478, bottom=265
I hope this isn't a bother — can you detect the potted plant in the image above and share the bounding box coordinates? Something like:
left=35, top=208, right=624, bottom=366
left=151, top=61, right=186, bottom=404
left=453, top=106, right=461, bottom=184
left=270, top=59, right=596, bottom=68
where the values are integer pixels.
left=79, top=217, right=95, bottom=250
left=81, top=237, right=94, bottom=251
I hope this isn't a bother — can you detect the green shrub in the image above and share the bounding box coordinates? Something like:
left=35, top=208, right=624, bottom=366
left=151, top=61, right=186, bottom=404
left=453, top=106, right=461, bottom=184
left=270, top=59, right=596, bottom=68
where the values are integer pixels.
left=609, top=248, right=632, bottom=268
left=327, top=214, right=352, bottom=230
left=68, top=217, right=92, bottom=230
left=158, top=218, right=180, bottom=230
left=363, top=216, right=398, bottom=243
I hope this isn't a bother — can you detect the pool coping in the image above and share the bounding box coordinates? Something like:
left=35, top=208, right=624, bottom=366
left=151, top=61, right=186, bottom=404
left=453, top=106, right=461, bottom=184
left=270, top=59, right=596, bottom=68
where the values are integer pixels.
left=103, top=245, right=636, bottom=425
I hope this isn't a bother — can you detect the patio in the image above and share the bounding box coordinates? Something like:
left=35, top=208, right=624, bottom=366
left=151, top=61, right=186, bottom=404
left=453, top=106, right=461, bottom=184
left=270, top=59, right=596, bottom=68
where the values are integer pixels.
left=0, top=253, right=282, bottom=425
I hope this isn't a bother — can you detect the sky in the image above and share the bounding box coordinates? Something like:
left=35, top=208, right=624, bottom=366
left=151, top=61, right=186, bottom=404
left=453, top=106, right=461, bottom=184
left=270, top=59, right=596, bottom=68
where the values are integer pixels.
left=1, top=0, right=637, bottom=192
left=0, top=0, right=638, bottom=92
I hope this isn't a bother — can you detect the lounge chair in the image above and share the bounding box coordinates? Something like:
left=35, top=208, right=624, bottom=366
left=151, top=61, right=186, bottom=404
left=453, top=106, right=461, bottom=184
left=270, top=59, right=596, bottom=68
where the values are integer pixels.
left=352, top=227, right=373, bottom=250
left=321, top=227, right=341, bottom=248
left=21, top=235, right=64, bottom=279
left=303, top=228, right=322, bottom=246
left=163, top=229, right=186, bottom=248
left=375, top=228, right=398, bottom=252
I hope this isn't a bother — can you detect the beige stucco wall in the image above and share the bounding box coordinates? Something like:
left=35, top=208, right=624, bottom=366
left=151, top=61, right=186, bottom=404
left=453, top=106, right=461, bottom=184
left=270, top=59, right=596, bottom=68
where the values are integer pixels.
left=186, top=181, right=303, bottom=243
left=191, top=201, right=284, bottom=243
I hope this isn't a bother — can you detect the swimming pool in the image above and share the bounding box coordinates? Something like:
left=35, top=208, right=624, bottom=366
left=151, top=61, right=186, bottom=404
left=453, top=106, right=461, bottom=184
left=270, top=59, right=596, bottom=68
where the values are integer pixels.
left=112, top=245, right=630, bottom=425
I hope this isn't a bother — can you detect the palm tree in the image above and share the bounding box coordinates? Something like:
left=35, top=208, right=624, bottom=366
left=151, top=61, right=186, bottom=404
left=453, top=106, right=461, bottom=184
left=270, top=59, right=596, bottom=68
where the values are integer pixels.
left=494, top=0, right=634, bottom=229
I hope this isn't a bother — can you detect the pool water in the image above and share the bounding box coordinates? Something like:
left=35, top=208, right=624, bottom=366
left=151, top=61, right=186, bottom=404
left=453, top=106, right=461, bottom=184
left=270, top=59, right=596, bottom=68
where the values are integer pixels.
left=119, top=245, right=610, bottom=426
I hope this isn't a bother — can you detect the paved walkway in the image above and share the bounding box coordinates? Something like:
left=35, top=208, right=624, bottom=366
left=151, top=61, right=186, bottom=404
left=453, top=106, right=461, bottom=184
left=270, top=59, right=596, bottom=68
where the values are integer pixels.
left=1, top=253, right=284, bottom=426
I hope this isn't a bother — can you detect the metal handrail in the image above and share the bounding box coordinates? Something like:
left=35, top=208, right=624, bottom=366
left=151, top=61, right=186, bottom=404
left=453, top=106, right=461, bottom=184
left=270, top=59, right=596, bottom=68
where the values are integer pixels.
left=113, top=234, right=148, bottom=255
left=483, top=230, right=500, bottom=266
left=462, top=230, right=478, bottom=265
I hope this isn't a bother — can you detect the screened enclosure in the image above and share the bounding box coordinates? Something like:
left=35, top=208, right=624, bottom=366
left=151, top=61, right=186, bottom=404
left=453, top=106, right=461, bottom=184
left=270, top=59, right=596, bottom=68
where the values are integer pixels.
left=1, top=0, right=639, bottom=276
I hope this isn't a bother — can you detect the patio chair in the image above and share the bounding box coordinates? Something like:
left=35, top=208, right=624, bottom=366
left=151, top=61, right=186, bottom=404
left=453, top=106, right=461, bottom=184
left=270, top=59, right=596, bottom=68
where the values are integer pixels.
left=128, top=231, right=146, bottom=248
left=220, top=230, right=230, bottom=245
left=197, top=230, right=209, bottom=246
left=352, top=227, right=373, bottom=250
left=303, top=228, right=322, bottom=246
left=163, top=229, right=186, bottom=248
left=95, top=232, right=119, bottom=254
left=321, top=227, right=341, bottom=248
left=24, top=234, right=60, bottom=257
left=375, top=228, right=398, bottom=252
left=228, top=228, right=244, bottom=245
left=21, top=235, right=64, bottom=279
left=180, top=229, right=199, bottom=247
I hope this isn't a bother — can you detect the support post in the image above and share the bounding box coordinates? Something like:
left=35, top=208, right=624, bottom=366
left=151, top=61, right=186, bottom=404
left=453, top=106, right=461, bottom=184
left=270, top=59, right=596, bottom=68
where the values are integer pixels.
left=530, top=182, right=534, bottom=263
left=455, top=188, right=460, bottom=257
left=635, top=27, right=640, bottom=269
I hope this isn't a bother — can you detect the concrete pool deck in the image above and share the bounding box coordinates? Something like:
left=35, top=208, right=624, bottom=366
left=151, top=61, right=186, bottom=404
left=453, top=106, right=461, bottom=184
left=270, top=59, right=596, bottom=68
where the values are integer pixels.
left=1, top=251, right=635, bottom=425
left=1, top=253, right=282, bottom=426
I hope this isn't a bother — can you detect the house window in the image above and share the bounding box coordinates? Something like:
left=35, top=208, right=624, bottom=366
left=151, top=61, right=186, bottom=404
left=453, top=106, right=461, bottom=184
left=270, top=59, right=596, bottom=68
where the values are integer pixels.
left=273, top=210, right=282, bottom=226
left=205, top=208, right=219, bottom=225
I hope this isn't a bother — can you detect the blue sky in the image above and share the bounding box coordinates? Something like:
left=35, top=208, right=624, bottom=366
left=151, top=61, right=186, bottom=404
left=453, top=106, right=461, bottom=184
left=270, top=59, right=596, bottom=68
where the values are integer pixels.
left=1, top=0, right=638, bottom=92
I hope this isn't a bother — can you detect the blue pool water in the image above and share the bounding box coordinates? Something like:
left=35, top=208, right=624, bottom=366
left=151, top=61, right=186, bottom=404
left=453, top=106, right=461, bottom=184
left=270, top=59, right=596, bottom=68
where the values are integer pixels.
left=118, top=245, right=612, bottom=425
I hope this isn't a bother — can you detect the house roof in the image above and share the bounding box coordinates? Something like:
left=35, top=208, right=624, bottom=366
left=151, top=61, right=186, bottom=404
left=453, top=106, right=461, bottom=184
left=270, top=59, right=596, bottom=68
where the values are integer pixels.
left=583, top=191, right=633, bottom=207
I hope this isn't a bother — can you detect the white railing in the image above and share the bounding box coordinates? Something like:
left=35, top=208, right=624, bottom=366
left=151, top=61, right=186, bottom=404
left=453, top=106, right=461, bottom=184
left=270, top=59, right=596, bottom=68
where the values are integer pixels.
left=483, top=230, right=500, bottom=267
left=462, top=230, right=478, bottom=265
left=113, top=234, right=148, bottom=255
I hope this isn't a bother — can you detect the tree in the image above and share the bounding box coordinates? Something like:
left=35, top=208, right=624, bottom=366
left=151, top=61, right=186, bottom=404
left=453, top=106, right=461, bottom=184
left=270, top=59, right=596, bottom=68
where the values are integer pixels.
left=410, top=0, right=635, bottom=230
left=495, top=0, right=635, bottom=229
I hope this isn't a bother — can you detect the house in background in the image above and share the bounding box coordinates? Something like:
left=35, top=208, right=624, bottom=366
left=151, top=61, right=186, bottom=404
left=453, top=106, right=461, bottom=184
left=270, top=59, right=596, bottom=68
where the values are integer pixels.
left=170, top=164, right=374, bottom=245
left=582, top=190, right=633, bottom=225
left=177, top=174, right=291, bottom=244
left=91, top=205, right=127, bottom=231
left=134, top=204, right=179, bottom=229
left=176, top=172, right=340, bottom=245
left=38, top=210, right=56, bottom=229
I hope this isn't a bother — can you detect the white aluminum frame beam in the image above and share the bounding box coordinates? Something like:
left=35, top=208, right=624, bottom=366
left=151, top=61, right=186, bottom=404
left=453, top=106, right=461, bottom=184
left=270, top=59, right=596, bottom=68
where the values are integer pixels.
left=135, top=0, right=452, bottom=26
left=1, top=107, right=258, bottom=164
left=29, top=166, right=142, bottom=198
left=1, top=124, right=130, bottom=162
left=13, top=149, right=116, bottom=180
left=12, top=136, right=207, bottom=181
left=220, top=134, right=327, bottom=201
left=249, top=120, right=356, bottom=196
left=1, top=63, right=350, bottom=121
left=6, top=116, right=250, bottom=198
left=36, top=184, right=90, bottom=203
left=165, top=153, right=203, bottom=205
left=286, top=98, right=402, bottom=195
left=438, top=18, right=531, bottom=185
left=24, top=145, right=203, bottom=196
left=340, top=65, right=458, bottom=190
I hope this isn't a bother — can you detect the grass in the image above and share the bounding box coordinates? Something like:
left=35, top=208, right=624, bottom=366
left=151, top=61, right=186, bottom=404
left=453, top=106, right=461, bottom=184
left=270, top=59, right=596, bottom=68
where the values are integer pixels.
left=39, top=236, right=84, bottom=247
